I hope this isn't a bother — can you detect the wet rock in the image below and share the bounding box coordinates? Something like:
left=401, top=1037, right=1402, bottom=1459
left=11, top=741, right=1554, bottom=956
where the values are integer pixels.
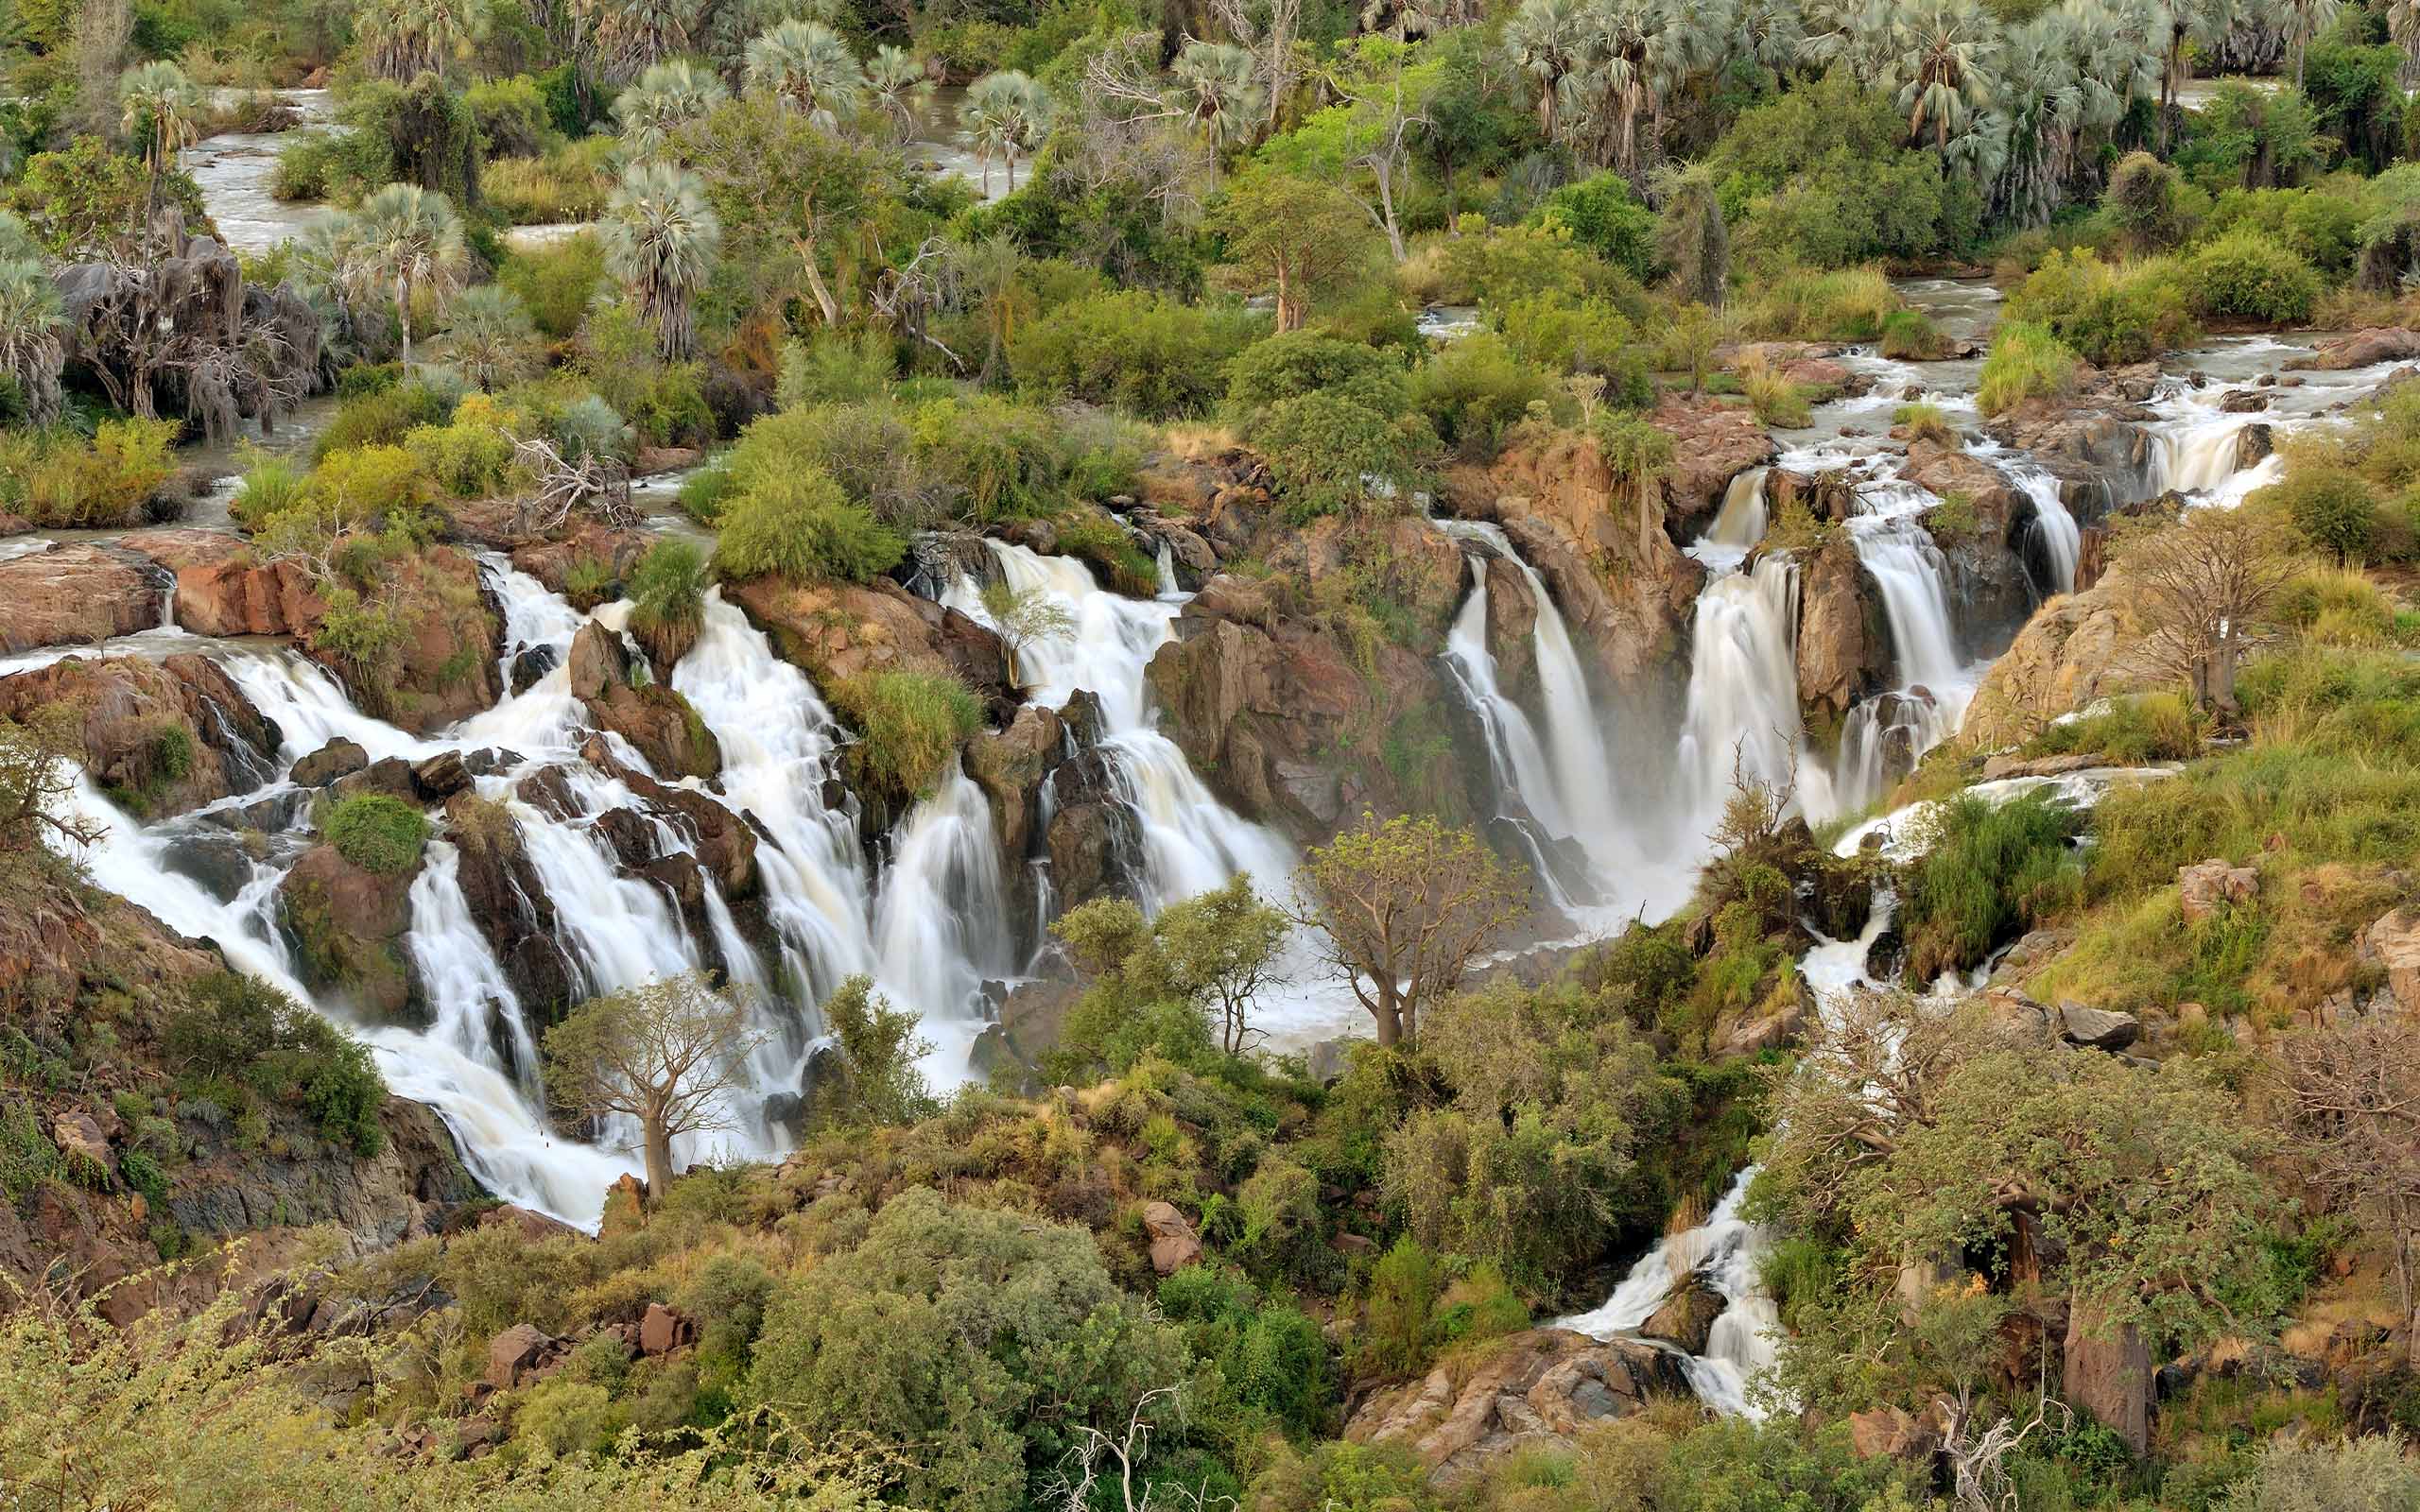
left=1344, top=1328, right=1690, bottom=1487
left=2176, top=858, right=2257, bottom=922
left=442, top=790, right=575, bottom=1025
left=1141, top=1200, right=1203, bottom=1276
left=965, top=702, right=1064, bottom=863
left=2058, top=1003, right=2141, bottom=1052
left=412, top=750, right=472, bottom=800
left=292, top=738, right=369, bottom=788
left=510, top=644, right=557, bottom=695
left=121, top=528, right=322, bottom=637
left=0, top=542, right=167, bottom=654
left=577, top=735, right=757, bottom=899
left=2285, top=328, right=2420, bottom=371
left=729, top=575, right=1011, bottom=711
left=1795, top=541, right=1885, bottom=720
left=1480, top=551, right=1539, bottom=699
left=1641, top=1281, right=1727, bottom=1354
left=1960, top=575, right=2141, bottom=750
left=278, top=843, right=422, bottom=1023
left=2218, top=389, right=2269, bottom=413
left=565, top=622, right=722, bottom=780
left=1650, top=392, right=1780, bottom=528
left=302, top=546, right=503, bottom=735
left=0, top=653, right=281, bottom=817
left=332, top=757, right=419, bottom=805
left=1046, top=782, right=1142, bottom=910
left=2234, top=422, right=2273, bottom=471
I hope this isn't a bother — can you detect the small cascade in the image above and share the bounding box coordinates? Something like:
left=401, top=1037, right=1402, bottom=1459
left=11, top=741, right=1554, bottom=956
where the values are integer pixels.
left=1677, top=554, right=1802, bottom=826
left=946, top=541, right=1295, bottom=914
left=870, top=767, right=1016, bottom=1069
left=1154, top=538, right=1182, bottom=597
left=2005, top=463, right=2081, bottom=594
left=1437, top=554, right=1586, bottom=911
left=1833, top=520, right=1979, bottom=811
left=2152, top=415, right=2258, bottom=497
left=1695, top=467, right=1772, bottom=569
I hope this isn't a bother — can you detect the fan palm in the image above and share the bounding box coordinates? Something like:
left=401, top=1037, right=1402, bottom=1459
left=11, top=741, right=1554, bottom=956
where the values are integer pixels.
left=603, top=160, right=720, bottom=361
left=745, top=19, right=865, bottom=130
left=337, top=183, right=469, bottom=368
left=2276, top=0, right=2341, bottom=86
left=357, top=0, right=491, bottom=80
left=2150, top=0, right=2238, bottom=143
left=1982, top=13, right=2084, bottom=226
left=2391, top=0, right=2420, bottom=85
left=2066, top=0, right=2167, bottom=131
left=1726, top=0, right=1806, bottom=84
left=1504, top=0, right=1588, bottom=140
left=866, top=45, right=934, bottom=137
left=959, top=70, right=1052, bottom=193
left=118, top=60, right=202, bottom=204
left=0, top=253, right=66, bottom=428
left=1172, top=40, right=1266, bottom=164
left=1798, top=0, right=1898, bottom=84
left=443, top=284, right=537, bottom=390
left=594, top=0, right=696, bottom=81
left=1556, top=0, right=1719, bottom=176
left=1889, top=0, right=1999, bottom=161
left=611, top=59, right=729, bottom=159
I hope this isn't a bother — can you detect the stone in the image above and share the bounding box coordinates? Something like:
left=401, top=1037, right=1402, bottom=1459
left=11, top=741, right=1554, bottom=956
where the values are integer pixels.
left=0, top=542, right=167, bottom=654
left=1961, top=575, right=2143, bottom=750
left=412, top=750, right=473, bottom=800
left=2058, top=1002, right=2141, bottom=1052
left=0, top=653, right=280, bottom=817
left=1305, top=1038, right=1353, bottom=1085
left=1795, top=542, right=1883, bottom=719
left=565, top=623, right=722, bottom=780
left=485, top=1323, right=557, bottom=1391
left=278, top=843, right=423, bottom=1023
left=293, top=739, right=370, bottom=788
left=2176, top=858, right=2257, bottom=922
left=121, top=529, right=322, bottom=637
left=1640, top=1282, right=1727, bottom=1354
left=333, top=757, right=420, bottom=804
left=1344, top=1328, right=1690, bottom=1487
left=639, top=1301, right=695, bottom=1355
left=2360, top=908, right=2420, bottom=1014
left=52, top=1111, right=112, bottom=1178
left=1141, top=1199, right=1202, bottom=1276
left=2285, top=328, right=2420, bottom=371
left=1848, top=1405, right=1941, bottom=1463
left=2218, top=389, right=2269, bottom=413
left=1649, top=392, right=1779, bottom=527
left=475, top=1205, right=582, bottom=1244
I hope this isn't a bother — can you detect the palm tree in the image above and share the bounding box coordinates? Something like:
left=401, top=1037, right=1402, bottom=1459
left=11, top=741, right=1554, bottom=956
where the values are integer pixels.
left=117, top=60, right=201, bottom=208
left=611, top=58, right=729, bottom=159
left=1798, top=0, right=1899, bottom=84
left=357, top=0, right=491, bottom=81
left=2276, top=0, right=2342, bottom=87
left=865, top=44, right=933, bottom=138
left=596, top=0, right=695, bottom=82
left=2066, top=0, right=2167, bottom=129
left=960, top=70, right=1052, bottom=193
left=1981, top=13, right=2083, bottom=227
left=2390, top=0, right=2420, bottom=86
left=443, top=283, right=537, bottom=390
left=0, top=253, right=66, bottom=428
left=2149, top=0, right=2238, bottom=146
left=1889, top=0, right=1999, bottom=162
left=1173, top=40, right=1266, bottom=166
left=337, top=183, right=469, bottom=368
left=1726, top=0, right=1806, bottom=85
left=1504, top=0, right=1588, bottom=140
left=744, top=18, right=865, bottom=130
left=1557, top=0, right=1720, bottom=177
left=603, top=160, right=720, bottom=361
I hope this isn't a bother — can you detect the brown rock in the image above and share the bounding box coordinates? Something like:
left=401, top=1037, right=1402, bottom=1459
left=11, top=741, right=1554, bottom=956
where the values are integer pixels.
left=2360, top=907, right=2420, bottom=1014
left=476, top=1205, right=583, bottom=1244
left=2176, top=858, right=2257, bottom=922
left=2285, top=328, right=2420, bottom=371
left=292, top=739, right=369, bottom=787
left=485, top=1323, right=558, bottom=1391
left=1640, top=1282, right=1727, bottom=1354
left=1795, top=542, right=1881, bottom=719
left=1649, top=393, right=1778, bottom=527
left=52, top=1111, right=113, bottom=1178
left=1141, top=1200, right=1203, bottom=1276
left=1848, top=1405, right=1941, bottom=1463
left=300, top=546, right=502, bottom=735
left=1480, top=550, right=1539, bottom=699
left=1344, top=1328, right=1690, bottom=1487
left=1960, top=574, right=2141, bottom=750
left=639, top=1301, right=695, bottom=1355
left=565, top=623, right=721, bottom=780
left=278, top=843, right=422, bottom=1022
left=121, top=528, right=324, bottom=637
left=0, top=543, right=166, bottom=654
left=0, top=653, right=280, bottom=817
left=965, top=702, right=1063, bottom=862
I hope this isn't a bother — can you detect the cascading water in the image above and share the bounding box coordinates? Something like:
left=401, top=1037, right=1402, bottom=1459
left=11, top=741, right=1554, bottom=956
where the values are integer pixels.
left=1677, top=553, right=1803, bottom=829
left=2005, top=462, right=2081, bottom=595
left=1437, top=554, right=1586, bottom=911
left=1696, top=468, right=1772, bottom=571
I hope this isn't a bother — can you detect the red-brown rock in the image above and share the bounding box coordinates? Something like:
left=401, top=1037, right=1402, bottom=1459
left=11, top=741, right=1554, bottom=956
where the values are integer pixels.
left=0, top=542, right=165, bottom=654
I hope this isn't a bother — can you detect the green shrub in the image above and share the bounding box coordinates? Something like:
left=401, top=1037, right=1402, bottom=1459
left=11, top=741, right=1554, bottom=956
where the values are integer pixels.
left=1900, top=790, right=2085, bottom=981
left=322, top=793, right=429, bottom=874
left=775, top=331, right=894, bottom=409
left=1533, top=172, right=1660, bottom=282
left=2186, top=230, right=2321, bottom=324
left=711, top=459, right=904, bottom=585
left=1879, top=308, right=1949, bottom=359
left=2261, top=467, right=2377, bottom=564
left=0, top=419, right=180, bottom=527
left=1225, top=332, right=1409, bottom=421
left=498, top=232, right=605, bottom=339
left=675, top=456, right=736, bottom=524
left=2003, top=249, right=2199, bottom=365
left=1409, top=332, right=1557, bottom=460
left=628, top=539, right=707, bottom=642
left=464, top=74, right=559, bottom=159
left=826, top=671, right=982, bottom=806
left=1894, top=402, right=1957, bottom=445
left=162, top=971, right=388, bottom=1155
left=1009, top=288, right=1260, bottom=419
left=1495, top=292, right=1652, bottom=403
left=1978, top=321, right=2083, bottom=417
left=1737, top=352, right=1810, bottom=427
left=1740, top=264, right=1900, bottom=341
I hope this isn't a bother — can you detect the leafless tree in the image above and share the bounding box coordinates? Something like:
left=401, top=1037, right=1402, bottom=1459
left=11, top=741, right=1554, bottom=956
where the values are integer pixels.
left=1207, top=0, right=1300, bottom=130
left=2277, top=1013, right=2420, bottom=1367
left=510, top=434, right=638, bottom=536
left=2110, top=507, right=2297, bottom=714
left=1042, top=1387, right=1236, bottom=1512
left=1943, top=1391, right=2072, bottom=1511
left=868, top=236, right=969, bottom=372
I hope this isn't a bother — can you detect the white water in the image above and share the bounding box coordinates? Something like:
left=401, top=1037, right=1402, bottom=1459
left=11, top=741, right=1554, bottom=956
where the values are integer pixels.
left=2005, top=462, right=2081, bottom=594
left=1678, top=554, right=1803, bottom=831
left=1438, top=555, right=1586, bottom=910
left=1695, top=468, right=1772, bottom=571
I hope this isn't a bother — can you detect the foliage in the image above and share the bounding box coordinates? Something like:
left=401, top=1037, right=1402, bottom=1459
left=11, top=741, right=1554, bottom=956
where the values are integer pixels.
left=1533, top=172, right=1658, bottom=281
left=1008, top=288, right=1259, bottom=418
left=1899, top=790, right=2084, bottom=981
left=2185, top=229, right=2321, bottom=324
left=543, top=971, right=766, bottom=1204
left=0, top=419, right=179, bottom=527
left=1977, top=320, right=2083, bottom=417
left=320, top=793, right=429, bottom=875
left=1052, top=876, right=1291, bottom=1068
left=2003, top=249, right=2198, bottom=366
left=4, top=138, right=210, bottom=257
left=1408, top=332, right=1558, bottom=460
left=804, top=976, right=937, bottom=1132
left=497, top=232, right=606, bottom=338
left=710, top=450, right=904, bottom=586
left=161, top=971, right=388, bottom=1155
left=823, top=672, right=982, bottom=808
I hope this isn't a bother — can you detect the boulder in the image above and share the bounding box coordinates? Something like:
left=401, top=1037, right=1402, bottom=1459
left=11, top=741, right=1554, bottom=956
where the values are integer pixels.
left=1795, top=541, right=1883, bottom=719
left=412, top=750, right=472, bottom=800
left=2176, top=858, right=2257, bottom=922
left=485, top=1323, right=561, bottom=1391
left=2285, top=328, right=2420, bottom=371
left=575, top=736, right=758, bottom=899
left=639, top=1301, right=696, bottom=1355
left=300, top=545, right=503, bottom=735
left=1480, top=550, right=1539, bottom=699
left=1640, top=1281, right=1727, bottom=1354
left=475, top=1205, right=582, bottom=1244
left=2064, top=1305, right=2152, bottom=1455
left=442, top=790, right=577, bottom=1027
left=1848, top=1405, right=1941, bottom=1463
left=2058, top=1002, right=2141, bottom=1052
left=278, top=843, right=422, bottom=1023
left=729, top=575, right=1011, bottom=711
left=1344, top=1328, right=1690, bottom=1487
left=965, top=702, right=1064, bottom=862
left=120, top=528, right=322, bottom=637
left=0, top=653, right=280, bottom=818
left=1650, top=393, right=1778, bottom=528
left=1141, top=1200, right=1203, bottom=1276
left=565, top=622, right=722, bottom=780
left=2360, top=907, right=2420, bottom=1014
left=0, top=543, right=166, bottom=654
left=1959, top=574, right=2141, bottom=750
left=332, top=757, right=420, bottom=805
left=292, top=738, right=369, bottom=788
left=52, top=1110, right=113, bottom=1179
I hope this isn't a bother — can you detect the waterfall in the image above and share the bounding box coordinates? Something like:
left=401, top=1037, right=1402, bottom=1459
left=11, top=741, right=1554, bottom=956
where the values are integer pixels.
left=1852, top=522, right=1969, bottom=710
left=1695, top=467, right=1771, bottom=569
left=946, top=541, right=1295, bottom=913
left=1677, top=554, right=1802, bottom=827
left=2152, top=416, right=2256, bottom=497
left=870, top=767, right=1016, bottom=1069
left=1154, top=539, right=1181, bottom=597
left=2006, top=463, right=2081, bottom=594
left=1437, top=554, right=1584, bottom=910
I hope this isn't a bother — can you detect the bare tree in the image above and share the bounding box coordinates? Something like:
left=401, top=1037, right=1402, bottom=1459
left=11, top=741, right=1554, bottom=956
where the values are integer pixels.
left=2110, top=507, right=2296, bottom=714
left=542, top=971, right=769, bottom=1208
left=2277, top=1013, right=2420, bottom=1368
left=1042, top=1386, right=1236, bottom=1512
left=510, top=434, right=637, bottom=536
left=1208, top=0, right=1301, bottom=131
left=1944, top=1392, right=2072, bottom=1511
left=1295, top=812, right=1528, bottom=1047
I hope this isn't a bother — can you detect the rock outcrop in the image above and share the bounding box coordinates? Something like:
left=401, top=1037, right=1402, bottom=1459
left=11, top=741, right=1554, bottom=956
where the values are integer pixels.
left=1959, top=572, right=2141, bottom=750
left=1794, top=542, right=1885, bottom=719
left=121, top=528, right=323, bottom=637
left=1650, top=393, right=1778, bottom=530
left=442, top=789, right=578, bottom=1030
left=278, top=842, right=423, bottom=1023
left=300, top=546, right=503, bottom=736
left=0, top=542, right=166, bottom=654
left=730, top=575, right=1011, bottom=714
left=1344, top=1328, right=1691, bottom=1487
left=0, top=653, right=280, bottom=817
left=2284, top=328, right=2420, bottom=371
left=565, top=622, right=721, bottom=780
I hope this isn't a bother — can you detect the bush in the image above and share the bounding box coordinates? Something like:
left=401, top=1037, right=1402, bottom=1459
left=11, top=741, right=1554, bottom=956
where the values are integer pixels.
left=463, top=74, right=559, bottom=160
left=162, top=971, right=388, bottom=1155
left=1533, top=172, right=1659, bottom=282
left=2186, top=230, right=2321, bottom=324
left=1879, top=308, right=1950, bottom=360
left=497, top=232, right=605, bottom=339
left=712, top=465, right=902, bottom=585
left=322, top=793, right=429, bottom=874
left=0, top=419, right=179, bottom=527
left=2261, top=466, right=2377, bottom=564
left=1409, top=333, right=1557, bottom=460
left=2003, top=249, right=2199, bottom=365
left=1900, top=790, right=2085, bottom=981
left=1894, top=402, right=1957, bottom=445
left=481, top=142, right=615, bottom=225
left=1495, top=292, right=1651, bottom=403
left=825, top=671, right=982, bottom=806
left=628, top=538, right=706, bottom=644
left=1978, top=321, right=2083, bottom=417
left=775, top=331, right=893, bottom=409
left=1009, top=288, right=1259, bottom=419
left=1225, top=332, right=1409, bottom=420
left=1737, top=351, right=1810, bottom=427
left=1740, top=265, right=1899, bottom=341
left=675, top=456, right=736, bottom=524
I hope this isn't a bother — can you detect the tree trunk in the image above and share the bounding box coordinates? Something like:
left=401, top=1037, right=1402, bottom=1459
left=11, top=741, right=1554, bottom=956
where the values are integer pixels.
left=395, top=276, right=413, bottom=368
left=641, top=1115, right=674, bottom=1209
left=1372, top=982, right=1403, bottom=1047
left=2062, top=1302, right=2152, bottom=1456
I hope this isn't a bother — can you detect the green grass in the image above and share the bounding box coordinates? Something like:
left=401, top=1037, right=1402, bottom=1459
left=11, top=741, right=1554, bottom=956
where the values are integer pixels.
left=323, top=793, right=429, bottom=874
left=827, top=671, right=984, bottom=807
left=1899, top=789, right=2085, bottom=982
left=1978, top=321, right=2082, bottom=417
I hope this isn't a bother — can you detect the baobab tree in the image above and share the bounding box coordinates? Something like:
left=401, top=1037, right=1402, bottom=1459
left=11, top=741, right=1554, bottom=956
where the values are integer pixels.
left=543, top=971, right=767, bottom=1208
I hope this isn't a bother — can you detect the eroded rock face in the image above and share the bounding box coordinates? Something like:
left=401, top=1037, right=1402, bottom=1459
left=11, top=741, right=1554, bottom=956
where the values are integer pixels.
left=1794, top=542, right=1884, bottom=720
left=0, top=542, right=166, bottom=654
left=730, top=575, right=1011, bottom=713
left=278, top=843, right=423, bottom=1023
left=1651, top=393, right=1778, bottom=530
left=2361, top=908, right=2420, bottom=1014
left=1344, top=1328, right=1690, bottom=1487
left=1959, top=573, right=2141, bottom=750
left=0, top=653, right=279, bottom=818
left=442, top=789, right=576, bottom=1030
left=2064, top=1304, right=2152, bottom=1455
left=121, top=528, right=323, bottom=637
left=301, top=546, right=504, bottom=736
left=1480, top=551, right=1540, bottom=699
left=565, top=622, right=721, bottom=780
left=1641, top=1281, right=1728, bottom=1354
